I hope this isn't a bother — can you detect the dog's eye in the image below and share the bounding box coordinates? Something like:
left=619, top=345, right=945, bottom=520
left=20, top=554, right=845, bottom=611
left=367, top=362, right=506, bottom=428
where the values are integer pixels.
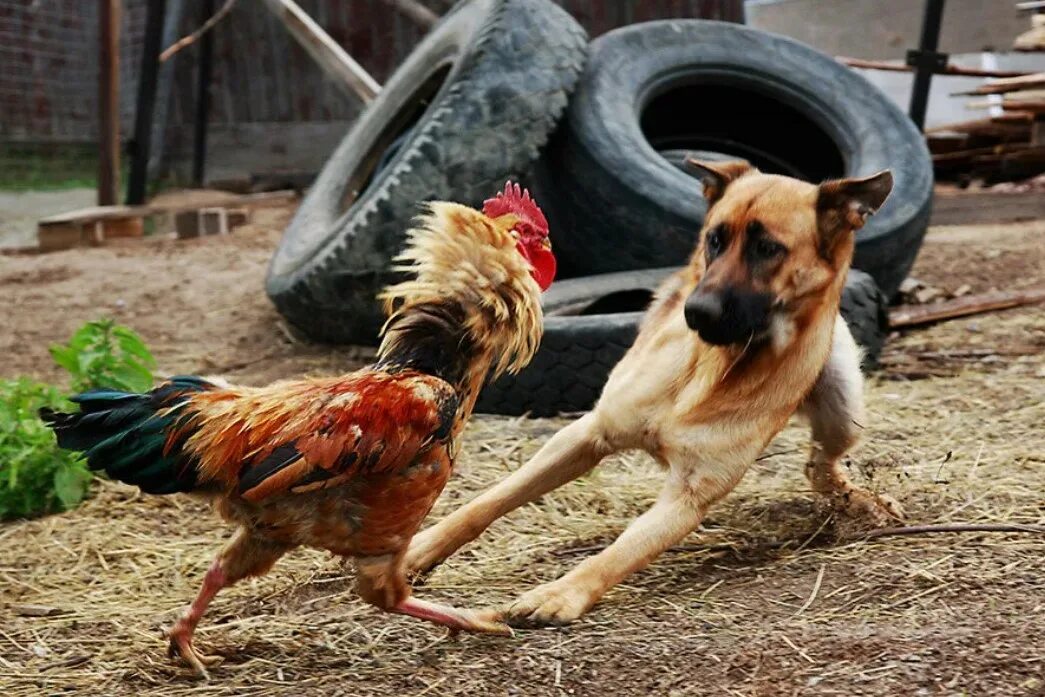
left=754, top=237, right=785, bottom=259
left=706, top=227, right=725, bottom=257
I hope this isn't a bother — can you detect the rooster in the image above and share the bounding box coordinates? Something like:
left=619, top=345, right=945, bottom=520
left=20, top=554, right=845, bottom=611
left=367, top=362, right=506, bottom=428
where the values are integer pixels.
left=41, top=184, right=556, bottom=677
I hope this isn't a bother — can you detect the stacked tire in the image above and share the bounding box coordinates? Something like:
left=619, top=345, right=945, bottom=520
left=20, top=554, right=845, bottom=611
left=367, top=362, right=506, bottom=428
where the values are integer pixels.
left=266, top=0, right=589, bottom=343
left=266, top=3, right=933, bottom=416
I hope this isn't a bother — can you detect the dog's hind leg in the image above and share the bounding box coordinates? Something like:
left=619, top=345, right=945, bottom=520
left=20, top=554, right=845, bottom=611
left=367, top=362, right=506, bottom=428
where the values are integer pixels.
left=800, top=316, right=904, bottom=525
left=405, top=412, right=614, bottom=575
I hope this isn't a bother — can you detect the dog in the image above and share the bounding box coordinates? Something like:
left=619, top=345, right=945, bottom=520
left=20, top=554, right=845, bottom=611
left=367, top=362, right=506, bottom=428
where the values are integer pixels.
left=405, top=159, right=904, bottom=625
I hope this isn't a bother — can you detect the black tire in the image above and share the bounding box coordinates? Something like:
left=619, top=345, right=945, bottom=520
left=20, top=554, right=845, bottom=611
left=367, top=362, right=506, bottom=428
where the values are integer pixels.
left=537, top=20, right=933, bottom=300
left=266, top=0, right=588, bottom=344
left=838, top=268, right=889, bottom=371
left=476, top=268, right=888, bottom=416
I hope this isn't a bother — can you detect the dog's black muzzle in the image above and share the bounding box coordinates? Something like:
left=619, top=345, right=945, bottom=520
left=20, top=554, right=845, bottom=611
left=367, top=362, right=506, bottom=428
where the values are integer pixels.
left=684, top=286, right=774, bottom=346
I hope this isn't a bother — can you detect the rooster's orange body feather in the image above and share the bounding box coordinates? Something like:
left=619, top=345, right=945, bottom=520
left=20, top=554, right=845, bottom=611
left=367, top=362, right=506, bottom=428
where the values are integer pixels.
left=168, top=370, right=458, bottom=556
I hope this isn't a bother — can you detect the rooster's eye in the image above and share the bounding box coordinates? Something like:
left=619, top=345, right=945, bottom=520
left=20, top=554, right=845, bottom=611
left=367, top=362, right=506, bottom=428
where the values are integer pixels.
left=509, top=229, right=521, bottom=240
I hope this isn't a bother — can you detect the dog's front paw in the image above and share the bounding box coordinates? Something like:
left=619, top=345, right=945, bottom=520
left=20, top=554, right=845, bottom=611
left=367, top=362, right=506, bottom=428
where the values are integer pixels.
left=504, top=580, right=598, bottom=627
left=837, top=488, right=905, bottom=527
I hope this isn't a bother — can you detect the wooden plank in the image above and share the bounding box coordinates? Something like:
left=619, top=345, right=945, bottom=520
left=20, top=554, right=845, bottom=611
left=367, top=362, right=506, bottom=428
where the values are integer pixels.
left=932, top=143, right=1034, bottom=167
left=953, top=72, right=1045, bottom=96
left=99, top=217, right=145, bottom=240
left=969, top=145, right=1045, bottom=166
left=38, top=205, right=153, bottom=225
left=98, top=0, right=121, bottom=205
left=930, top=189, right=1045, bottom=226
left=38, top=223, right=85, bottom=252
left=890, top=287, right=1045, bottom=329
left=1002, top=100, right=1045, bottom=113
left=925, top=115, right=1033, bottom=139
left=37, top=216, right=144, bottom=252
left=837, top=56, right=1030, bottom=79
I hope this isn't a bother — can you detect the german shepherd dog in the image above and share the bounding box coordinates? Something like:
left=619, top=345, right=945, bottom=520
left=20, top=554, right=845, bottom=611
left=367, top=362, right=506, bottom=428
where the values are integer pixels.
left=406, top=160, right=904, bottom=625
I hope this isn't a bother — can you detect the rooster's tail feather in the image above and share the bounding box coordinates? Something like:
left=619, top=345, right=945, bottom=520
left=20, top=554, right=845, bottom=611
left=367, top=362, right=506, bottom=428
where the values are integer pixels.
left=40, top=376, right=214, bottom=495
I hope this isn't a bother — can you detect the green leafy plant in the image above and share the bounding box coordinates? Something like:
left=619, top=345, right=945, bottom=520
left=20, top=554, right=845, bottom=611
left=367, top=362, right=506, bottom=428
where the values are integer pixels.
left=50, top=318, right=156, bottom=393
left=1, top=319, right=156, bottom=520
left=0, top=379, right=92, bottom=520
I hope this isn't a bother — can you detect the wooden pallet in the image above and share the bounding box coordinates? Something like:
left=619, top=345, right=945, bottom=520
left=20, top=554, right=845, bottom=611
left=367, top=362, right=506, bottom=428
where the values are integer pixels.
left=33, top=190, right=296, bottom=252
left=37, top=206, right=149, bottom=252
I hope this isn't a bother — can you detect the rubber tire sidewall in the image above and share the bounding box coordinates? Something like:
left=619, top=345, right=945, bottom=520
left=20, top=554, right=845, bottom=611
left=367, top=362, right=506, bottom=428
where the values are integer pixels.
left=266, top=0, right=587, bottom=343
left=539, top=20, right=933, bottom=299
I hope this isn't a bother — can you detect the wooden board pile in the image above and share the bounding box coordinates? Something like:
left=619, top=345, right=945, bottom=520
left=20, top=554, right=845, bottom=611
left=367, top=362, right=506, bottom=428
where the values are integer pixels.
left=927, top=72, right=1045, bottom=184
left=29, top=190, right=297, bottom=254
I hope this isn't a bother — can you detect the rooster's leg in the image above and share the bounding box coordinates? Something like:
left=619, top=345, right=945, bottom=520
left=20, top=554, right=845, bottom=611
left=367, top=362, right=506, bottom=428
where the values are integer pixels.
left=356, top=553, right=511, bottom=636
left=168, top=529, right=289, bottom=678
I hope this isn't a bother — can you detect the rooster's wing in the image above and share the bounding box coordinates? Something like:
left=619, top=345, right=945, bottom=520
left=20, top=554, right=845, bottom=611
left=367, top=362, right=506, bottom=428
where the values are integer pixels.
left=188, top=371, right=460, bottom=503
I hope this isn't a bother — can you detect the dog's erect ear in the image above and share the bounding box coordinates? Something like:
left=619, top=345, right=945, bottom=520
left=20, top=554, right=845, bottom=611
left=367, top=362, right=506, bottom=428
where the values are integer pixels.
left=816, top=170, right=893, bottom=254
left=685, top=157, right=754, bottom=204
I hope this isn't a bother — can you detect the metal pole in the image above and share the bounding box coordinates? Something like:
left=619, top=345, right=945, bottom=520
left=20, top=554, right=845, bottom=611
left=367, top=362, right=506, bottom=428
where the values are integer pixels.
left=192, top=0, right=214, bottom=187
left=148, top=0, right=185, bottom=180
left=127, top=0, right=166, bottom=204
left=98, top=0, right=121, bottom=205
left=907, top=0, right=947, bottom=131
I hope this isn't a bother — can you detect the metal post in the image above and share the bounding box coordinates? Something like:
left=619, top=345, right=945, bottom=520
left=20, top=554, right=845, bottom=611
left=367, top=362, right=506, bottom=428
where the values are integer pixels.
left=127, top=0, right=166, bottom=204
left=907, top=0, right=947, bottom=131
left=192, top=0, right=214, bottom=187
left=98, top=0, right=121, bottom=205
left=148, top=0, right=185, bottom=181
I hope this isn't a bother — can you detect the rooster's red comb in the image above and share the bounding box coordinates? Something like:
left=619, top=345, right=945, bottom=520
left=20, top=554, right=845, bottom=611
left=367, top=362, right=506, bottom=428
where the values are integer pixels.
left=482, top=181, right=548, bottom=235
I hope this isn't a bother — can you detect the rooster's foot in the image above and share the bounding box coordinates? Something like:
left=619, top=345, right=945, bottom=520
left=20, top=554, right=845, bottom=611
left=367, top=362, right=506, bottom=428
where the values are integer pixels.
left=166, top=621, right=222, bottom=679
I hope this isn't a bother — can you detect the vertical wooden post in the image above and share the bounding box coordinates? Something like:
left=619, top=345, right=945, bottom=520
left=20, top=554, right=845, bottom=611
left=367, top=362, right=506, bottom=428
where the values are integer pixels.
left=192, top=0, right=215, bottom=187
left=127, top=0, right=166, bottom=204
left=98, top=0, right=121, bottom=205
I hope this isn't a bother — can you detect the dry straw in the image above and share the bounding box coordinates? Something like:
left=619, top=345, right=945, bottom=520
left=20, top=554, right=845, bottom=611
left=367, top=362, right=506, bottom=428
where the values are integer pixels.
left=2, top=306, right=1042, bottom=695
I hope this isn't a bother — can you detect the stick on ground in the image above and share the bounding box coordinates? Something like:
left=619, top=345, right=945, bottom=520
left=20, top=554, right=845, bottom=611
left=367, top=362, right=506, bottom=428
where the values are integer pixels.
left=889, top=287, right=1045, bottom=329
left=556, top=523, right=1045, bottom=558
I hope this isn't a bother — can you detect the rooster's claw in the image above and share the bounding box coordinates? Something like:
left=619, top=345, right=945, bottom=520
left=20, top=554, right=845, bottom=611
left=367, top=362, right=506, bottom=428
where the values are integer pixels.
left=166, top=623, right=222, bottom=679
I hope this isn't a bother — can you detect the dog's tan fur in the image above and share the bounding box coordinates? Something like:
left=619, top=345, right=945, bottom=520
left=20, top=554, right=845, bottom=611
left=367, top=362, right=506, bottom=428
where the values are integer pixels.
left=406, top=162, right=904, bottom=625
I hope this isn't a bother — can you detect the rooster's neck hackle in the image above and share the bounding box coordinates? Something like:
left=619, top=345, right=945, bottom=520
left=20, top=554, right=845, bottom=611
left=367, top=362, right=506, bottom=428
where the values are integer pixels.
left=376, top=202, right=544, bottom=384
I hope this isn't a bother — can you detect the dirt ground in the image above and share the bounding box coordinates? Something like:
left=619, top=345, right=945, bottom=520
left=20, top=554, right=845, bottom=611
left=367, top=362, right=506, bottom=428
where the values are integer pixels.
left=0, top=189, right=96, bottom=249
left=0, top=198, right=1043, bottom=696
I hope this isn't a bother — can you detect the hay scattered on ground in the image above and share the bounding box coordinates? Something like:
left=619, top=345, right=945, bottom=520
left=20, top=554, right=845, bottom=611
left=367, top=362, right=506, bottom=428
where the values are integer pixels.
left=1, top=221, right=1043, bottom=696
left=3, top=334, right=1042, bottom=696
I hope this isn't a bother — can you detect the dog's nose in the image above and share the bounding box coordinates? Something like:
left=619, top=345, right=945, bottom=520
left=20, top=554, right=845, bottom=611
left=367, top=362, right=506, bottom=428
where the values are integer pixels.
left=684, top=290, right=723, bottom=332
